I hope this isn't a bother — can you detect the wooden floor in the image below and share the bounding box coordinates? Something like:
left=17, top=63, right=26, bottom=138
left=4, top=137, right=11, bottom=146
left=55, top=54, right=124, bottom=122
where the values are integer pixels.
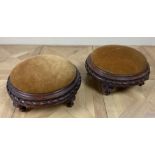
left=0, top=45, right=155, bottom=118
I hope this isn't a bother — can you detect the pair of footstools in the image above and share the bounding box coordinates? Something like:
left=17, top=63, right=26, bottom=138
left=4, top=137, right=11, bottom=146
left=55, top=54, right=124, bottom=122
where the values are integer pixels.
left=7, top=45, right=150, bottom=111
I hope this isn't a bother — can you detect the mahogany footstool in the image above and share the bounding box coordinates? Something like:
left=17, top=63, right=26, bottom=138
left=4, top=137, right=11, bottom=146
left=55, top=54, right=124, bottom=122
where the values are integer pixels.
left=7, top=55, right=81, bottom=111
left=85, top=45, right=150, bottom=95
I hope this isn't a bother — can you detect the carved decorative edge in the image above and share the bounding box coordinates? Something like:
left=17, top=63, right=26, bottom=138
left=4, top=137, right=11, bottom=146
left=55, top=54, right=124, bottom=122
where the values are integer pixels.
left=7, top=70, right=81, bottom=111
left=85, top=55, right=150, bottom=95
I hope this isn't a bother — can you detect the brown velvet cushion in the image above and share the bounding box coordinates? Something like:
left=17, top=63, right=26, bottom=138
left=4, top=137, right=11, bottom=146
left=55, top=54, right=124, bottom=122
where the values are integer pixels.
left=10, top=55, right=76, bottom=93
left=91, top=45, right=148, bottom=76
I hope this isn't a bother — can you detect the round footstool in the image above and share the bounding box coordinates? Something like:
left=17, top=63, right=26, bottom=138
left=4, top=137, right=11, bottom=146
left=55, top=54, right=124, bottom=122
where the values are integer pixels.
left=85, top=45, right=150, bottom=95
left=7, top=55, right=81, bottom=111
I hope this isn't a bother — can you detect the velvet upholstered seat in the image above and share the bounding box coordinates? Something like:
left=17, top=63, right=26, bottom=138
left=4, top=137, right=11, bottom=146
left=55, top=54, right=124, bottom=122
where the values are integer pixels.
left=85, top=45, right=150, bottom=95
left=7, top=55, right=81, bottom=111
left=91, top=45, right=148, bottom=76
left=10, top=55, right=76, bottom=94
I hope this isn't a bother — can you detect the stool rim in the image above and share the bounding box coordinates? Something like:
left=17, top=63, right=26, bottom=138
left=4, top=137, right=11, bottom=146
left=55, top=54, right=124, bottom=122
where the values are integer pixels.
left=7, top=69, right=81, bottom=101
left=86, top=55, right=150, bottom=80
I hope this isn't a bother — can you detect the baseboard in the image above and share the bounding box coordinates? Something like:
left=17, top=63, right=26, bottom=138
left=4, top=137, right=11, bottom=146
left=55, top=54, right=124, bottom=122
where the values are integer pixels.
left=0, top=37, right=155, bottom=45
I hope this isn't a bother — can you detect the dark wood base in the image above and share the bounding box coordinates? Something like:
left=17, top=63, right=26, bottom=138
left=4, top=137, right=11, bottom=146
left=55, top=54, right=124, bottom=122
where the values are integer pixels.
left=85, top=56, right=150, bottom=95
left=7, top=70, right=81, bottom=111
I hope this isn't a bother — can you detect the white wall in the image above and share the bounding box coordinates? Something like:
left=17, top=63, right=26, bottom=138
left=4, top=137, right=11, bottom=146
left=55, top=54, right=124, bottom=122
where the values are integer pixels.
left=0, top=37, right=155, bottom=45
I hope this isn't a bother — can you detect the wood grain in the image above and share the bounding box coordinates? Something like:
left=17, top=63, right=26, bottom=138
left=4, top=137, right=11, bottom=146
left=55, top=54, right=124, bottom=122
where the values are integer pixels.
left=0, top=45, right=155, bottom=117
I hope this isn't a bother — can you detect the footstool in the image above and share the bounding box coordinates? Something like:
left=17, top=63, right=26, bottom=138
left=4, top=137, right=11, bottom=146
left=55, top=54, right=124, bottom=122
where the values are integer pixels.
left=85, top=45, right=150, bottom=95
left=7, top=55, right=81, bottom=111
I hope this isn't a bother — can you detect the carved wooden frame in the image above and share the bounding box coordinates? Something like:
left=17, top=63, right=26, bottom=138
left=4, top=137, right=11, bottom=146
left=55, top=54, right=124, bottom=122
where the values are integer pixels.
left=7, top=70, right=81, bottom=111
left=85, top=55, right=150, bottom=95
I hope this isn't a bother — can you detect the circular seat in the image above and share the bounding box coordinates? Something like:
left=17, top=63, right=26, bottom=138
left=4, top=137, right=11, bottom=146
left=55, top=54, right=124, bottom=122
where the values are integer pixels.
left=10, top=55, right=77, bottom=94
left=7, top=55, right=81, bottom=111
left=91, top=45, right=148, bottom=76
left=85, top=45, right=150, bottom=95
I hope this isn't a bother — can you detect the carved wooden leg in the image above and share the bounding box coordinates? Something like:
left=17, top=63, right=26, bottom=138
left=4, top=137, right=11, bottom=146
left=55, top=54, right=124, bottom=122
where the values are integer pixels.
left=66, top=96, right=75, bottom=107
left=138, top=81, right=144, bottom=86
left=18, top=105, right=31, bottom=112
left=100, top=82, right=114, bottom=95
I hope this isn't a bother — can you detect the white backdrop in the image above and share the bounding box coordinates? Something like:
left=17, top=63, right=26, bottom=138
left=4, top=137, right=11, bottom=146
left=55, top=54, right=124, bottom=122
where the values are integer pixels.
left=0, top=37, right=155, bottom=45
